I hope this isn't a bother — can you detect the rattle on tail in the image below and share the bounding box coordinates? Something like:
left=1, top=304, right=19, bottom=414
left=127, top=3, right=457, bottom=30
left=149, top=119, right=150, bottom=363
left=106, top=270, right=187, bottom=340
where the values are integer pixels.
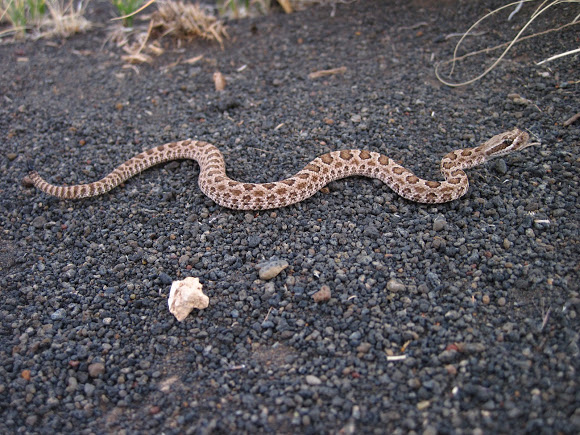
left=25, top=128, right=535, bottom=210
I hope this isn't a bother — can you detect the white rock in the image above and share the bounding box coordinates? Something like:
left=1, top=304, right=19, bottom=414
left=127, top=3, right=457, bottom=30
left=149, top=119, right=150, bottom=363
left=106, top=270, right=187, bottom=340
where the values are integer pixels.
left=168, top=277, right=209, bottom=321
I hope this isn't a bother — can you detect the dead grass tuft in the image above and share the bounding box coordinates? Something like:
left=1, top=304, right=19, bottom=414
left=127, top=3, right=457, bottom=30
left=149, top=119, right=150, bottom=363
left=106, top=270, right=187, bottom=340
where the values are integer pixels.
left=151, top=0, right=228, bottom=47
left=40, top=0, right=91, bottom=38
left=0, top=0, right=91, bottom=39
left=110, top=0, right=228, bottom=65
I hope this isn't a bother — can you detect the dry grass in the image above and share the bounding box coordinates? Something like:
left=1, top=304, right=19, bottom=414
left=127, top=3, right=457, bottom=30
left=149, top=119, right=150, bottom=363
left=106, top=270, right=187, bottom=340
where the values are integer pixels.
left=112, top=0, right=143, bottom=27
left=0, top=0, right=90, bottom=39
left=110, top=0, right=229, bottom=65
left=151, top=0, right=228, bottom=46
left=436, top=0, right=580, bottom=87
left=40, top=0, right=91, bottom=37
left=0, top=0, right=45, bottom=37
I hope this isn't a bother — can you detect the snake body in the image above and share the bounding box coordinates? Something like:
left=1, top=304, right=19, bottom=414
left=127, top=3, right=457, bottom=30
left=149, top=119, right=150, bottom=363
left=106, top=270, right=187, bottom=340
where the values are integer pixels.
left=27, top=129, right=532, bottom=210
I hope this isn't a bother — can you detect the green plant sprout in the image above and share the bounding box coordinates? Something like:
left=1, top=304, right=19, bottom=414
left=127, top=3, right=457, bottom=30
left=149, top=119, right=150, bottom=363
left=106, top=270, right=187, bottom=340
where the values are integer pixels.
left=1, top=0, right=46, bottom=35
left=112, top=0, right=144, bottom=27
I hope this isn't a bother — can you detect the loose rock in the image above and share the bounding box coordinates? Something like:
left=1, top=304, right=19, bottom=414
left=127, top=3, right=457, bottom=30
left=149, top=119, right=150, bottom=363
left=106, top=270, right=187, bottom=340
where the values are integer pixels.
left=168, top=277, right=209, bottom=321
left=305, top=375, right=322, bottom=386
left=433, top=216, right=447, bottom=231
left=257, top=260, right=289, bottom=280
left=387, top=279, right=406, bottom=292
left=88, top=362, right=105, bottom=378
left=312, top=285, right=331, bottom=302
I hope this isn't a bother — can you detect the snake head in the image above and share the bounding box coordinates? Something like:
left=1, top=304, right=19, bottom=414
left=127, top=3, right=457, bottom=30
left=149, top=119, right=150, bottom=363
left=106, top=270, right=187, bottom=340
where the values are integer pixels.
left=478, top=128, right=537, bottom=158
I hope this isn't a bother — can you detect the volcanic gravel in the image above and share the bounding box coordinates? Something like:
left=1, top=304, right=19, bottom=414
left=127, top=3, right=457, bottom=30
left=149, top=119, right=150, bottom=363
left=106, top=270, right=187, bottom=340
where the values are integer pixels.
left=1, top=0, right=579, bottom=433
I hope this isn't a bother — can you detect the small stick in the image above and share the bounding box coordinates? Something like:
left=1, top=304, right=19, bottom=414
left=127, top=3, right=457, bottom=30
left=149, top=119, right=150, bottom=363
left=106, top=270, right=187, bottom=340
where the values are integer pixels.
left=540, top=307, right=551, bottom=332
left=563, top=112, right=580, bottom=127
left=263, top=306, right=273, bottom=322
left=386, top=355, right=407, bottom=361
left=277, top=0, right=293, bottom=14
left=537, top=47, right=580, bottom=66
left=308, top=67, right=347, bottom=79
left=508, top=0, right=524, bottom=21
left=445, top=31, right=486, bottom=40
left=398, top=21, right=429, bottom=31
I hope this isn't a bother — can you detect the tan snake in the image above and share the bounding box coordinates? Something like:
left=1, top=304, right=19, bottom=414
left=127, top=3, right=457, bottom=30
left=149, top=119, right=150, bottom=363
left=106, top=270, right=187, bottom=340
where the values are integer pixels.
left=27, top=128, right=533, bottom=210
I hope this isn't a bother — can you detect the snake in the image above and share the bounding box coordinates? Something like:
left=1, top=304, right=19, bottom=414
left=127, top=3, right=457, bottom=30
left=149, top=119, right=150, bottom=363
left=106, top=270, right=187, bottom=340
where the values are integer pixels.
left=26, top=128, right=533, bottom=210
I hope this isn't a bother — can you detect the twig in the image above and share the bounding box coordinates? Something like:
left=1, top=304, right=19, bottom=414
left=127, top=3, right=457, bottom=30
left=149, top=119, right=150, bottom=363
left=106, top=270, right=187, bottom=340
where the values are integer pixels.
left=540, top=307, right=551, bottom=332
left=445, top=31, right=487, bottom=40
left=537, top=47, right=580, bottom=65
left=508, top=0, right=525, bottom=21
left=263, top=306, right=273, bottom=322
left=308, top=66, right=347, bottom=79
left=563, top=112, right=580, bottom=127
left=436, top=1, right=580, bottom=87
left=277, top=0, right=293, bottom=14
left=227, top=364, right=246, bottom=371
left=398, top=21, right=429, bottom=31
left=440, top=20, right=579, bottom=66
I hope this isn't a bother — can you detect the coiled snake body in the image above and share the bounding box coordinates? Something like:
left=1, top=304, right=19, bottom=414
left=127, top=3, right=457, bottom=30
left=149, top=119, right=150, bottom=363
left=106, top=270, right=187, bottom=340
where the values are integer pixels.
left=27, top=129, right=533, bottom=210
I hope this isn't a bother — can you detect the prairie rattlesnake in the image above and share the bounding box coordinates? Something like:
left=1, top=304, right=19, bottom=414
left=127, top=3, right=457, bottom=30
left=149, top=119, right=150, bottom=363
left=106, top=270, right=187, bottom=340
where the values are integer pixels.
left=27, top=129, right=533, bottom=210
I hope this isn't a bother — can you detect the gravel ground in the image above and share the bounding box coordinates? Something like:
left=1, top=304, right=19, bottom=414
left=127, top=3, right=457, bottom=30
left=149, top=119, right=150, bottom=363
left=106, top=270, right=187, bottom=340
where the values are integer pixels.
left=1, top=0, right=579, bottom=433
